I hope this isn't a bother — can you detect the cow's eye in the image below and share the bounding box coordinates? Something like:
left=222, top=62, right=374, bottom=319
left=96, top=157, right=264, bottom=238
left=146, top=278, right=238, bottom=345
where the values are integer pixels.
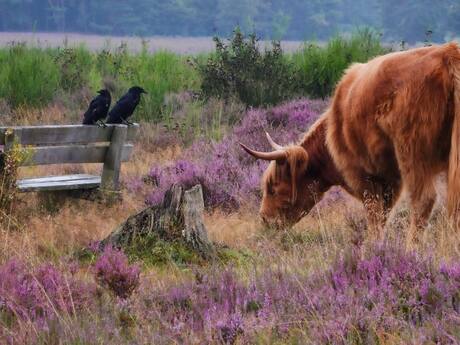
left=267, top=185, right=275, bottom=196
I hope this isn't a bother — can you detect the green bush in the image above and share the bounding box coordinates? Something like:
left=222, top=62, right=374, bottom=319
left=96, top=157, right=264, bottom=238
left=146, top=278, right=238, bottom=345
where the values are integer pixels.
left=54, top=46, right=93, bottom=92
left=197, top=29, right=297, bottom=107
left=128, top=50, right=200, bottom=122
left=0, top=30, right=387, bottom=118
left=292, top=29, right=388, bottom=99
left=0, top=42, right=200, bottom=120
left=94, top=44, right=200, bottom=122
left=95, top=43, right=133, bottom=81
left=0, top=44, right=60, bottom=108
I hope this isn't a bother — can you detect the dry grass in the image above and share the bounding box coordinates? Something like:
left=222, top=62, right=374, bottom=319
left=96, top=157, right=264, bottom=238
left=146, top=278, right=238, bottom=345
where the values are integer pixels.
left=0, top=107, right=185, bottom=264
left=1, top=103, right=82, bottom=126
left=3, top=163, right=460, bottom=277
left=2, top=106, right=460, bottom=273
left=205, top=210, right=262, bottom=248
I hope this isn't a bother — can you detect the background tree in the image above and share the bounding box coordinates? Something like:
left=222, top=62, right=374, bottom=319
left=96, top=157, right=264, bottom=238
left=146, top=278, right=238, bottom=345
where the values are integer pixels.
left=379, top=0, right=449, bottom=43
left=0, top=0, right=456, bottom=43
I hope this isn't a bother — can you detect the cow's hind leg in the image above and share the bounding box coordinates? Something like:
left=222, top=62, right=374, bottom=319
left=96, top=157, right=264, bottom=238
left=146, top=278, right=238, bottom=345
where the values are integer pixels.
left=394, top=140, right=438, bottom=246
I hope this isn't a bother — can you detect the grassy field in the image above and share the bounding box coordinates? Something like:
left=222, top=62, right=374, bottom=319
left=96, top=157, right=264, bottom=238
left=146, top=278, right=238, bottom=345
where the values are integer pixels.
left=2, top=34, right=460, bottom=344
left=2, top=99, right=460, bottom=344
left=0, top=30, right=387, bottom=121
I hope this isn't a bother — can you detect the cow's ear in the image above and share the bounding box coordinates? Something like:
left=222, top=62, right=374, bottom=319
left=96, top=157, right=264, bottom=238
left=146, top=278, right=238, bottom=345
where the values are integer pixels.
left=285, top=146, right=308, bottom=204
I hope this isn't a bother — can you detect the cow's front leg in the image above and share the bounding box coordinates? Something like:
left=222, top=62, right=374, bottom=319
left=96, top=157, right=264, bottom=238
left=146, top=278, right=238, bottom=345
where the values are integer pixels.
left=358, top=178, right=401, bottom=241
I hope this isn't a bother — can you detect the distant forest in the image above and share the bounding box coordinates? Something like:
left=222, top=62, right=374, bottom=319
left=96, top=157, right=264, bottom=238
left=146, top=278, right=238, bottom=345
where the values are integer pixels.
left=0, top=0, right=459, bottom=43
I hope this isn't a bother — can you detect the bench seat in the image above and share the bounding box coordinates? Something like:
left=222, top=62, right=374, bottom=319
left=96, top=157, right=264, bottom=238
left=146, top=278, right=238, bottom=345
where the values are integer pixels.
left=1, top=124, right=138, bottom=193
left=17, top=174, right=101, bottom=192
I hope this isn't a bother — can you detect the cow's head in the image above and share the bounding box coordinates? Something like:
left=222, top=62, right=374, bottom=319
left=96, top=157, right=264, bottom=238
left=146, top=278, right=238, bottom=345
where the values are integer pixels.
left=241, top=132, right=324, bottom=228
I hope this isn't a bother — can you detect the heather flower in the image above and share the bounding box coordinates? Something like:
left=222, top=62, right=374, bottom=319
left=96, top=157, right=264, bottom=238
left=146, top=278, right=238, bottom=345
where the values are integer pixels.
left=93, top=246, right=141, bottom=299
left=88, top=240, right=102, bottom=253
left=130, top=243, right=460, bottom=344
left=146, top=98, right=328, bottom=210
left=216, top=313, right=244, bottom=344
left=4, top=242, right=460, bottom=344
left=0, top=258, right=94, bottom=324
left=126, top=177, right=144, bottom=194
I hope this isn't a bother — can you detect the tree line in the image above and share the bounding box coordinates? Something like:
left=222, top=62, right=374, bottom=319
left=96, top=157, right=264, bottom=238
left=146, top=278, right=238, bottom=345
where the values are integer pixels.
left=0, top=0, right=458, bottom=43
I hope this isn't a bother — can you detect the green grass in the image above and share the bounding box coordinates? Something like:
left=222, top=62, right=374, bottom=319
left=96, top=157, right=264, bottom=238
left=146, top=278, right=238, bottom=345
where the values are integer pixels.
left=0, top=44, right=60, bottom=108
left=54, top=45, right=94, bottom=92
left=292, top=29, right=389, bottom=98
left=0, top=43, right=201, bottom=122
left=129, top=50, right=200, bottom=121
left=0, top=30, right=388, bottom=121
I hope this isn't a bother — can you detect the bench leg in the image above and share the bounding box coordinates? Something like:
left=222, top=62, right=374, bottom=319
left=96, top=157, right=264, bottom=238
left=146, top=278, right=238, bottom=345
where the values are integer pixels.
left=101, top=125, right=127, bottom=191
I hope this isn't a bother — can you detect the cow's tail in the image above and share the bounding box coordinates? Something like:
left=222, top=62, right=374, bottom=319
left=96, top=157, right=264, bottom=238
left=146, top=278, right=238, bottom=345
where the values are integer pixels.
left=447, top=43, right=460, bottom=225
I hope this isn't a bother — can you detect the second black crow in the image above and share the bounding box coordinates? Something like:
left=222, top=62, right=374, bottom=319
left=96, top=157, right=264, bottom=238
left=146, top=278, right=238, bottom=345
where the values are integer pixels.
left=82, top=89, right=111, bottom=126
left=106, top=86, right=147, bottom=125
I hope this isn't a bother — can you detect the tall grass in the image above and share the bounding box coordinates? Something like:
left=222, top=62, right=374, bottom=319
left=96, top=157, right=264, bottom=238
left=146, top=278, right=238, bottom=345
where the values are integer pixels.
left=91, top=43, right=201, bottom=121
left=0, top=31, right=387, bottom=121
left=0, top=44, right=60, bottom=108
left=0, top=43, right=201, bottom=122
left=129, top=50, right=200, bottom=121
left=197, top=29, right=387, bottom=104
left=292, top=29, right=388, bottom=98
left=54, top=45, right=93, bottom=92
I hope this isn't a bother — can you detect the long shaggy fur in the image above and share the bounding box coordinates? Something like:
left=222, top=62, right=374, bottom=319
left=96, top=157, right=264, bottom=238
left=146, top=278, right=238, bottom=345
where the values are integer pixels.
left=326, top=42, right=460, bottom=230
left=254, top=42, right=460, bottom=234
left=447, top=47, right=460, bottom=219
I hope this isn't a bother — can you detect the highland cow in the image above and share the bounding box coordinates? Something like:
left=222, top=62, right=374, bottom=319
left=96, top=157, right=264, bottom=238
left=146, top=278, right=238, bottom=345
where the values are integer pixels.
left=242, top=43, right=460, bottom=240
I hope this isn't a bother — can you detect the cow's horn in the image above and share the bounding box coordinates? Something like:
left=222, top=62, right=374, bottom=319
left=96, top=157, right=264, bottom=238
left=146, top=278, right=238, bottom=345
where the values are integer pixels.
left=265, top=131, right=283, bottom=150
left=239, top=142, right=287, bottom=161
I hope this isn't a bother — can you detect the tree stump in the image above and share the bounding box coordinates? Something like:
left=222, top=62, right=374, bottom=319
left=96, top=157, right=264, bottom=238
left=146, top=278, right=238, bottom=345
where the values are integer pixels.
left=100, top=184, right=216, bottom=259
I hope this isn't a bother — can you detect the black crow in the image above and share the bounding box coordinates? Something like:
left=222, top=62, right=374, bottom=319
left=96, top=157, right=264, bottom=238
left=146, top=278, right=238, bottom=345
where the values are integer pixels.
left=82, top=89, right=111, bottom=127
left=106, top=86, right=147, bottom=125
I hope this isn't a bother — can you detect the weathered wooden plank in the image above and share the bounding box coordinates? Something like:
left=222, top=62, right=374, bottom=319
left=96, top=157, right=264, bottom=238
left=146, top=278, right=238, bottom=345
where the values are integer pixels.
left=19, top=143, right=133, bottom=166
left=0, top=123, right=139, bottom=145
left=17, top=175, right=101, bottom=192
left=101, top=126, right=127, bottom=191
left=18, top=174, right=98, bottom=184
left=4, top=128, right=22, bottom=152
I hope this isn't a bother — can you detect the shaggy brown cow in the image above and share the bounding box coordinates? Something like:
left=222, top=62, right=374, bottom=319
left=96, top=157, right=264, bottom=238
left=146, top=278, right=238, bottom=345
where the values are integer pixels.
left=241, top=42, right=460, bottom=239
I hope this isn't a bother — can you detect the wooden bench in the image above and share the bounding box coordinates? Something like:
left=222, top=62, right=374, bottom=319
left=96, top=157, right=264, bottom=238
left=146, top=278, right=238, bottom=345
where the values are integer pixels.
left=0, top=124, right=139, bottom=193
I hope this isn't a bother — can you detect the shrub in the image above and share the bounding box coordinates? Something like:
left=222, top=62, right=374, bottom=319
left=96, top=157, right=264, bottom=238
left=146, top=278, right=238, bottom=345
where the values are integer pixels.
left=146, top=98, right=326, bottom=210
left=293, top=29, right=388, bottom=99
left=0, top=42, right=200, bottom=119
left=0, top=259, right=94, bottom=323
left=0, top=135, right=31, bottom=225
left=95, top=44, right=200, bottom=122
left=95, top=43, right=132, bottom=80
left=0, top=31, right=386, bottom=118
left=160, top=94, right=245, bottom=145
left=94, top=246, right=141, bottom=299
left=130, top=50, right=201, bottom=122
left=3, top=243, right=460, bottom=343
left=131, top=243, right=460, bottom=344
left=0, top=44, right=60, bottom=108
left=198, top=29, right=297, bottom=107
left=54, top=46, right=93, bottom=92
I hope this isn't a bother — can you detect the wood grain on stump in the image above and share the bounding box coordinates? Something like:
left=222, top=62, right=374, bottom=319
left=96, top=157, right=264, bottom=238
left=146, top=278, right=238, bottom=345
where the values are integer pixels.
left=101, top=184, right=216, bottom=259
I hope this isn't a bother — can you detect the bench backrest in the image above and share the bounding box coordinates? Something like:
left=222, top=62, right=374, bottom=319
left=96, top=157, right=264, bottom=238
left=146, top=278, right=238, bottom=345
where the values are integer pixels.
left=0, top=123, right=139, bottom=190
